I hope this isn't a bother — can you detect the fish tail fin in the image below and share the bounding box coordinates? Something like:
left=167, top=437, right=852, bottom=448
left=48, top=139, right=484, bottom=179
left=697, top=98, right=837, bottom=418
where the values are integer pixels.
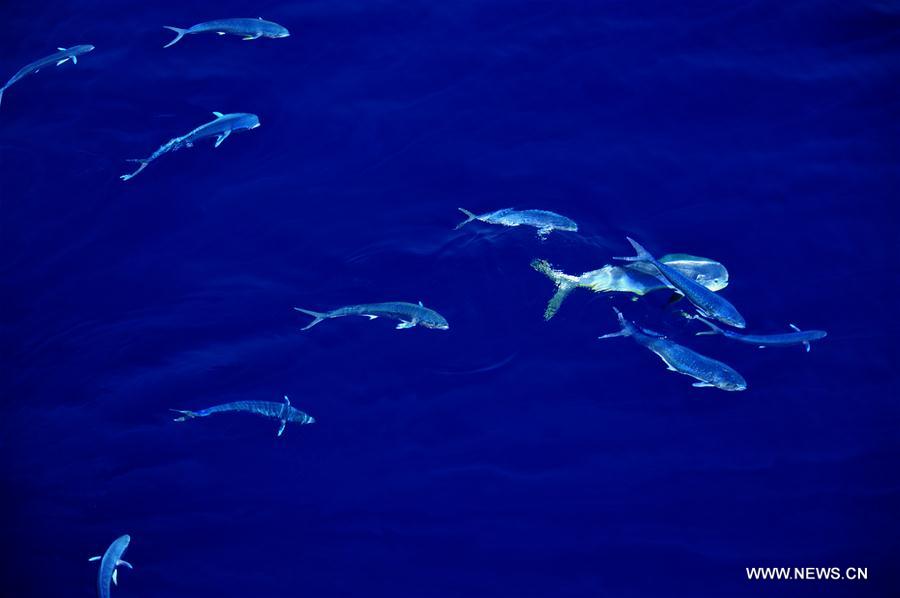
left=598, top=307, right=636, bottom=339
left=120, top=159, right=149, bottom=182
left=170, top=408, right=200, bottom=422
left=163, top=26, right=189, bottom=48
left=614, top=236, right=655, bottom=263
left=531, top=259, right=578, bottom=321
left=691, top=314, right=723, bottom=336
left=454, top=208, right=478, bottom=230
left=294, top=307, right=328, bottom=330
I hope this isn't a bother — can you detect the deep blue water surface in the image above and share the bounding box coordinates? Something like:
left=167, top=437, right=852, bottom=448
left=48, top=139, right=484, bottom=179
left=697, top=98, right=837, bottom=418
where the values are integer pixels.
left=2, top=1, right=899, bottom=596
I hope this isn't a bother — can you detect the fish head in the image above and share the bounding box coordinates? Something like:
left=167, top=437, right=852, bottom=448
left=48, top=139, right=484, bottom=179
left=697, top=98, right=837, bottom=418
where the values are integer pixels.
left=420, top=312, right=450, bottom=330
left=234, top=113, right=261, bottom=130
left=271, top=25, right=291, bottom=38
left=715, top=371, right=747, bottom=392
left=72, top=44, right=96, bottom=55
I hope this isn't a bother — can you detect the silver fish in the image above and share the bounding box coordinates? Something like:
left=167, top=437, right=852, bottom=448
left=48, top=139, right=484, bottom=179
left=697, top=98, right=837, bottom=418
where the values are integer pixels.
left=163, top=17, right=290, bottom=48
left=294, top=301, right=449, bottom=331
left=0, top=45, right=95, bottom=110
left=599, top=307, right=747, bottom=391
left=455, top=208, right=577, bottom=238
left=172, top=395, right=315, bottom=437
left=532, top=253, right=729, bottom=320
left=688, top=314, right=826, bottom=352
left=120, top=111, right=260, bottom=181
left=615, top=237, right=746, bottom=328
left=89, top=534, right=132, bottom=598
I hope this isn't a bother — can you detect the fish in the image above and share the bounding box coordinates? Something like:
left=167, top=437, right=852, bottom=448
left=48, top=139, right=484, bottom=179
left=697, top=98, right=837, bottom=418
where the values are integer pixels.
left=163, top=17, right=290, bottom=48
left=598, top=307, right=747, bottom=391
left=687, top=314, right=826, bottom=352
left=532, top=253, right=729, bottom=320
left=0, top=45, right=95, bottom=110
left=89, top=534, right=132, bottom=598
left=455, top=208, right=578, bottom=238
left=172, top=395, right=315, bottom=437
left=294, top=301, right=449, bottom=331
left=120, top=111, right=260, bottom=181
left=615, top=237, right=746, bottom=328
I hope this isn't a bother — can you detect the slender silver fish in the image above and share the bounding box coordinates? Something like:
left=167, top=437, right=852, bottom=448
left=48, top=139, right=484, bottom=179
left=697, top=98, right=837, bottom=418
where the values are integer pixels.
left=89, top=534, right=133, bottom=598
left=599, top=307, right=747, bottom=391
left=172, top=395, right=315, bottom=437
left=455, top=208, right=578, bottom=238
left=688, top=314, right=826, bottom=352
left=0, top=45, right=95, bottom=110
left=163, top=17, right=290, bottom=48
left=532, top=253, right=729, bottom=320
left=120, top=111, right=260, bottom=181
left=294, top=301, right=449, bottom=331
left=615, top=237, right=746, bottom=328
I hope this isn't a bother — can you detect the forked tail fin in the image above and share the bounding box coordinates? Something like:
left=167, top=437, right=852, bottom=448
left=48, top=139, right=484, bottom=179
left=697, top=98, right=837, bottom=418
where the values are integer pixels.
left=294, top=307, right=328, bottom=330
left=120, top=159, right=149, bottom=182
left=614, top=237, right=656, bottom=263
left=689, top=314, right=724, bottom=336
left=170, top=409, right=200, bottom=422
left=163, top=26, right=189, bottom=48
left=598, top=307, right=637, bottom=340
left=531, top=259, right=579, bottom=321
left=454, top=208, right=478, bottom=230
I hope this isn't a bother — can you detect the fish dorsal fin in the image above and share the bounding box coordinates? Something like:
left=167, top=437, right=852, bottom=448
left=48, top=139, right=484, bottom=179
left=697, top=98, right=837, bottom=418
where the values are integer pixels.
left=283, top=395, right=290, bottom=406
left=789, top=323, right=801, bottom=332
left=213, top=111, right=224, bottom=118
left=57, top=47, right=67, bottom=51
left=418, top=300, right=423, bottom=307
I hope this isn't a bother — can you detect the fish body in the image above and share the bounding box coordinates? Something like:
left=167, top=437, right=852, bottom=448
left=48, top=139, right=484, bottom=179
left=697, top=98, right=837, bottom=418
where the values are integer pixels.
left=120, top=112, right=260, bottom=181
left=294, top=301, right=449, bottom=331
left=532, top=253, right=729, bottom=320
left=456, top=208, right=577, bottom=238
left=89, top=534, right=132, bottom=598
left=163, top=18, right=290, bottom=47
left=615, top=237, right=746, bottom=328
left=599, top=308, right=746, bottom=391
left=690, top=315, right=826, bottom=352
left=0, top=45, right=95, bottom=110
left=172, top=395, right=315, bottom=436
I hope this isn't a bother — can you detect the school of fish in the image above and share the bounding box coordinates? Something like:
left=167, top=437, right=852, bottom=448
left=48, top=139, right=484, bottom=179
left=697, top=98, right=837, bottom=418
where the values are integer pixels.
left=2, top=12, right=828, bottom=598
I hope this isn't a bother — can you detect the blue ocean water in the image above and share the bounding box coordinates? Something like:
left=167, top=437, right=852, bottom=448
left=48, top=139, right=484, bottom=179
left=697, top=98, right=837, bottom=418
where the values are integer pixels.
left=2, top=1, right=898, bottom=596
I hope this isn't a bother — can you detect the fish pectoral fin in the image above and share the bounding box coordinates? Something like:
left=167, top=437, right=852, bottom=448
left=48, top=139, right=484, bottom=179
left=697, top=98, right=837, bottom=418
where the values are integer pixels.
left=213, top=111, right=224, bottom=118
left=214, top=131, right=231, bottom=148
left=692, top=382, right=714, bottom=388
left=88, top=556, right=102, bottom=562
left=217, top=32, right=226, bottom=35
left=243, top=34, right=262, bottom=40
left=804, top=341, right=810, bottom=353
left=72, top=55, right=77, bottom=65
left=117, top=559, right=133, bottom=569
left=758, top=345, right=765, bottom=349
left=277, top=420, right=287, bottom=436
left=364, top=314, right=378, bottom=320
left=112, top=569, right=118, bottom=586
left=56, top=58, right=69, bottom=66
left=396, top=320, right=416, bottom=330
left=57, top=47, right=67, bottom=51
